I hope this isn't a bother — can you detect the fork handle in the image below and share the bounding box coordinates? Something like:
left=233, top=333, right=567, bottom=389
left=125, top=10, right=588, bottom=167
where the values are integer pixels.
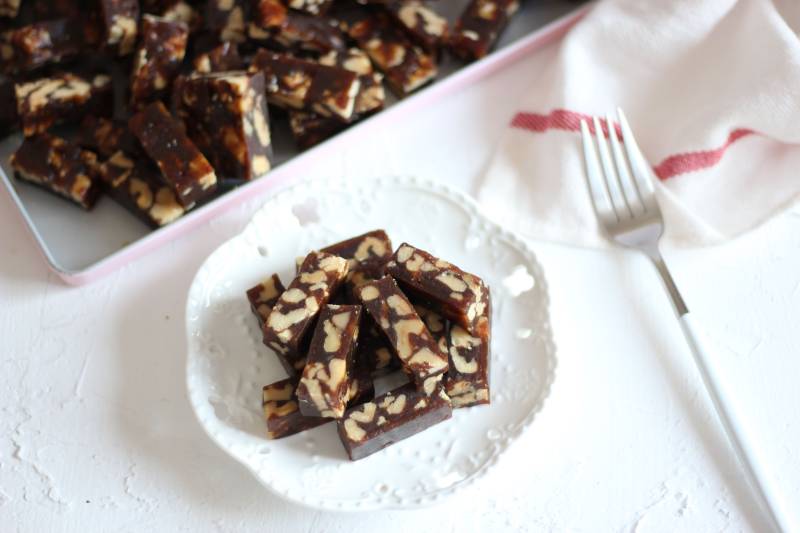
left=679, top=312, right=793, bottom=532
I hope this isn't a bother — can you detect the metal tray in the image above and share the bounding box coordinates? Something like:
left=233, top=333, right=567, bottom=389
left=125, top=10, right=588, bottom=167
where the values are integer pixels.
left=0, top=1, right=589, bottom=285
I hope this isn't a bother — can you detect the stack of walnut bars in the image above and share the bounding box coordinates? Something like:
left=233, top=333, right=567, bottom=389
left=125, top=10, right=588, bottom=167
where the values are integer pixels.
left=1, top=0, right=522, bottom=228
left=249, top=230, right=490, bottom=460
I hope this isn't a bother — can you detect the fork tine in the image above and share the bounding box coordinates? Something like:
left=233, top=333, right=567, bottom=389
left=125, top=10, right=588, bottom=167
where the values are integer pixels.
left=607, top=112, right=645, bottom=216
left=617, top=108, right=659, bottom=213
left=593, top=116, right=631, bottom=220
left=580, top=119, right=617, bottom=227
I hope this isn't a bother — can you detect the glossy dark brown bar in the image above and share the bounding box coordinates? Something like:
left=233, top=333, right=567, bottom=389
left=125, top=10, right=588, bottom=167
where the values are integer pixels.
left=321, top=229, right=393, bottom=297
left=15, top=73, right=112, bottom=136
left=385, top=0, right=448, bottom=54
left=337, top=384, right=452, bottom=460
left=10, top=134, right=102, bottom=210
left=386, top=243, right=490, bottom=338
left=129, top=14, right=188, bottom=110
left=178, top=71, right=273, bottom=181
left=449, top=0, right=519, bottom=60
left=0, top=18, right=83, bottom=73
left=262, top=251, right=349, bottom=374
left=192, top=42, right=244, bottom=73
left=129, top=101, right=218, bottom=208
left=100, top=0, right=139, bottom=55
left=445, top=324, right=490, bottom=408
left=296, top=305, right=361, bottom=418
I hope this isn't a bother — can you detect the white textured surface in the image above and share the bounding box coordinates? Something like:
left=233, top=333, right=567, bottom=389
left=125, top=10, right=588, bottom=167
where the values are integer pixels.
left=2, top=42, right=800, bottom=531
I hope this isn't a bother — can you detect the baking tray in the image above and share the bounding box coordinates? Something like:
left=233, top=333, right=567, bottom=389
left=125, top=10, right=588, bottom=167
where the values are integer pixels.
left=0, top=1, right=589, bottom=285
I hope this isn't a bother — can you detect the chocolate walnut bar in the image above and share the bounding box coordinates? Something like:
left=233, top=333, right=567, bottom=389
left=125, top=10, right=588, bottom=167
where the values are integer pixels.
left=246, top=274, right=285, bottom=329
left=296, top=304, right=361, bottom=418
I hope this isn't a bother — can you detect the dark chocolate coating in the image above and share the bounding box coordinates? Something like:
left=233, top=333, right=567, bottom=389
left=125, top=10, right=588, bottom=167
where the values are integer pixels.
left=321, top=229, right=393, bottom=297
left=262, top=251, right=350, bottom=374
left=385, top=0, right=448, bottom=55
left=249, top=9, right=346, bottom=55
left=129, top=100, right=218, bottom=207
left=205, top=0, right=248, bottom=43
left=355, top=276, right=449, bottom=393
left=79, top=116, right=141, bottom=159
left=296, top=304, right=361, bottom=418
left=1, top=18, right=83, bottom=74
left=10, top=134, right=102, bottom=210
left=192, top=42, right=244, bottom=73
left=337, top=383, right=452, bottom=461
left=99, top=0, right=139, bottom=56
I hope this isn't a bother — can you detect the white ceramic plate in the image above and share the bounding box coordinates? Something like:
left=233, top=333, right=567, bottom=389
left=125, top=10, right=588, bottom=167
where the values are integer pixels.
left=185, top=175, right=556, bottom=511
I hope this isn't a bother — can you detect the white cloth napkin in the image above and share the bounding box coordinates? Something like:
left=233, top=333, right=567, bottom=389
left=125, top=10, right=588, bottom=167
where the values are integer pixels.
left=476, top=0, right=800, bottom=247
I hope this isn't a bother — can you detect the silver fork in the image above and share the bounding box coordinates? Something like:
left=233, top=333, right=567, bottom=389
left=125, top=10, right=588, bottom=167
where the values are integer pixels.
left=580, top=109, right=792, bottom=533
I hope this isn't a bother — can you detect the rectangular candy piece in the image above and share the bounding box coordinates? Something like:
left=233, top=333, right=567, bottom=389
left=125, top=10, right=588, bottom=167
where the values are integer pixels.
left=385, top=0, right=448, bottom=55
left=10, top=134, right=102, bottom=210
left=249, top=49, right=361, bottom=122
left=449, top=0, right=519, bottom=60
left=338, top=384, right=452, bottom=461
left=99, top=151, right=186, bottom=228
left=318, top=48, right=385, bottom=116
left=248, top=6, right=346, bottom=55
left=288, top=111, right=346, bottom=151
left=178, top=71, right=273, bottom=181
left=79, top=116, right=140, bottom=159
left=386, top=243, right=490, bottom=338
left=129, top=15, right=188, bottom=110
left=321, top=229, right=393, bottom=295
left=193, top=42, right=244, bottom=73
left=286, top=0, right=334, bottom=16
left=129, top=101, right=218, bottom=208
left=246, top=274, right=286, bottom=328
left=263, top=251, right=350, bottom=374
left=355, top=276, right=449, bottom=393
left=446, top=324, right=490, bottom=408
left=1, top=19, right=83, bottom=74
left=263, top=374, right=374, bottom=439
left=205, top=0, right=248, bottom=43
left=100, top=0, right=139, bottom=56
left=296, top=304, right=361, bottom=418
left=15, top=73, right=113, bottom=137
left=346, top=10, right=437, bottom=97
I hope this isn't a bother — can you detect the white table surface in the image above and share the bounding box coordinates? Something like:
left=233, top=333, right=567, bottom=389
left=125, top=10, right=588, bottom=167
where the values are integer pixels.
left=2, top=38, right=800, bottom=533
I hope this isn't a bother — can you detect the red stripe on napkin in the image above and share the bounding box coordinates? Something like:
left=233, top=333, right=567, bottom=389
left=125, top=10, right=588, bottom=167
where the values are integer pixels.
left=510, top=110, right=755, bottom=181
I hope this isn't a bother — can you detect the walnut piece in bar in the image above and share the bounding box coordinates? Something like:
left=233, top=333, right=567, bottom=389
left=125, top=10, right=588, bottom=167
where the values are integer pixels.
left=129, top=14, right=188, bottom=110
left=263, top=374, right=374, bottom=439
left=99, top=151, right=186, bottom=228
left=248, top=7, right=346, bottom=55
left=449, top=0, right=520, bottom=60
left=296, top=304, right=361, bottom=418
left=445, top=324, right=490, bottom=408
left=178, top=71, right=273, bottom=181
left=129, top=101, right=218, bottom=208
left=1, top=19, right=83, bottom=74
left=346, top=9, right=437, bottom=97
left=262, top=251, right=349, bottom=375
left=193, top=42, right=244, bottom=73
left=100, top=0, right=139, bottom=56
left=15, top=73, right=113, bottom=137
left=10, top=134, right=102, bottom=210
left=386, top=243, right=490, bottom=338
left=338, top=384, right=452, bottom=461
left=249, top=49, right=361, bottom=122
left=246, top=274, right=286, bottom=328
left=355, top=276, right=449, bottom=394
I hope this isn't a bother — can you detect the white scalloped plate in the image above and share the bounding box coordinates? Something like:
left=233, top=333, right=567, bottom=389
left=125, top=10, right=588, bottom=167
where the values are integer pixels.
left=185, top=175, right=556, bottom=511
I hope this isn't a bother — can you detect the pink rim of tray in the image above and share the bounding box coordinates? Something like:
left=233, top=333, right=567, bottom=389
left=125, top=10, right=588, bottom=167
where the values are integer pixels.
left=3, top=4, right=589, bottom=286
